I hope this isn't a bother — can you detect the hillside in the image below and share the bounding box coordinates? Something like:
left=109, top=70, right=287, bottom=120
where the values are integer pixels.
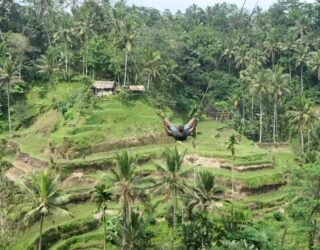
left=2, top=80, right=297, bottom=249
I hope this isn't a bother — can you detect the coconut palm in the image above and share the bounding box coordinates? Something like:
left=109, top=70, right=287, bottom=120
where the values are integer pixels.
left=36, top=47, right=59, bottom=78
left=111, top=210, right=146, bottom=250
left=278, top=33, right=296, bottom=81
left=227, top=134, right=238, bottom=199
left=234, top=44, right=250, bottom=71
left=143, top=48, right=164, bottom=89
left=263, top=30, right=280, bottom=67
left=110, top=151, right=139, bottom=248
left=268, top=65, right=290, bottom=143
left=53, top=21, right=73, bottom=80
left=91, top=184, right=112, bottom=250
left=307, top=50, right=320, bottom=81
left=15, top=170, right=72, bottom=250
left=293, top=44, right=309, bottom=91
left=0, top=60, right=19, bottom=140
left=253, top=69, right=270, bottom=143
left=153, top=146, right=191, bottom=249
left=288, top=97, right=317, bottom=151
left=189, top=171, right=221, bottom=212
left=121, top=18, right=138, bottom=87
left=222, top=39, right=236, bottom=73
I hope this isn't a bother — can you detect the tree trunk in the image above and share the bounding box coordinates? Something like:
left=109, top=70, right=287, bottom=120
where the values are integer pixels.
left=308, top=130, right=310, bottom=152
left=38, top=214, right=44, bottom=250
left=171, top=188, right=176, bottom=250
left=103, top=205, right=106, bottom=250
left=6, top=83, right=12, bottom=140
left=259, top=97, right=263, bottom=143
left=251, top=94, right=254, bottom=121
left=0, top=209, right=5, bottom=250
left=228, top=60, right=231, bottom=74
left=0, top=27, right=4, bottom=42
left=242, top=95, right=245, bottom=119
left=288, top=58, right=292, bottom=83
left=147, top=73, right=151, bottom=89
left=65, top=43, right=68, bottom=73
left=281, top=225, right=288, bottom=249
left=301, top=65, right=304, bottom=91
left=273, top=101, right=276, bottom=143
left=18, top=64, right=21, bottom=80
left=124, top=50, right=128, bottom=87
left=301, top=127, right=304, bottom=151
left=309, top=219, right=316, bottom=250
left=82, top=56, right=85, bottom=75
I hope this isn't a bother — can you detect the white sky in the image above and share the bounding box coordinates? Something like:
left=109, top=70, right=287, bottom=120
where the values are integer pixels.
left=125, top=0, right=315, bottom=12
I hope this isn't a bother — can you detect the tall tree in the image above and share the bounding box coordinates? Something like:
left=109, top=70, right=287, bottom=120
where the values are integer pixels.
left=307, top=50, right=320, bottom=81
left=278, top=32, right=296, bottom=81
left=121, top=18, right=138, bottom=87
left=0, top=60, right=19, bottom=140
left=154, top=147, right=190, bottom=249
left=227, top=134, right=238, bottom=199
left=253, top=69, right=269, bottom=143
left=91, top=184, right=112, bottom=250
left=293, top=44, right=309, bottom=91
left=6, top=33, right=32, bottom=80
left=263, top=29, right=279, bottom=67
left=16, top=171, right=72, bottom=250
left=288, top=97, right=317, bottom=151
left=143, top=48, right=163, bottom=89
left=268, top=65, right=290, bottom=143
left=110, top=151, right=139, bottom=249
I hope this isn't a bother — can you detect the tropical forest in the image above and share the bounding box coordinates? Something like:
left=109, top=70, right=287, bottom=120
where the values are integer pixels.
left=1, top=0, right=320, bottom=249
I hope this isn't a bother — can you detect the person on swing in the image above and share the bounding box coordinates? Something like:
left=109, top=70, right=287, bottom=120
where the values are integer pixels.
left=161, top=114, right=197, bottom=141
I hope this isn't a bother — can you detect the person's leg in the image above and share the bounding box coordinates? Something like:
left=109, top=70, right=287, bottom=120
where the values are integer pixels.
left=185, top=117, right=197, bottom=129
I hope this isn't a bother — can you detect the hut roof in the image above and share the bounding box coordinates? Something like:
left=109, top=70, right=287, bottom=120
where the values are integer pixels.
left=93, top=81, right=115, bottom=89
left=128, top=85, right=145, bottom=92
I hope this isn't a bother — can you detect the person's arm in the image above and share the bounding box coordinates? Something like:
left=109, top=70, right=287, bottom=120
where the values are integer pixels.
left=163, top=117, right=173, bottom=135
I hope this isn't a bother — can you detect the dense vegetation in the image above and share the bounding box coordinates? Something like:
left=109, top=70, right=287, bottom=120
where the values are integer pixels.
left=1, top=0, right=320, bottom=249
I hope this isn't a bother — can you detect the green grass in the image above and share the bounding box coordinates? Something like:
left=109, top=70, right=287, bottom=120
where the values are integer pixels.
left=11, top=202, right=96, bottom=250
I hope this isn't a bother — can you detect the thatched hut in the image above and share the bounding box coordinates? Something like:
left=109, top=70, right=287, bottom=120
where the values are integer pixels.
left=92, top=81, right=115, bottom=96
left=128, top=85, right=145, bottom=95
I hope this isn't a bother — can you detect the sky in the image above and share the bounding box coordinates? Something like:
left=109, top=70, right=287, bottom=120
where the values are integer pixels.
left=125, top=0, right=315, bottom=12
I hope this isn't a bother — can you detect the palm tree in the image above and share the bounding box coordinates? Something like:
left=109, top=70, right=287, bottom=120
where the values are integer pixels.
left=36, top=47, right=59, bottom=79
left=222, top=39, right=236, bottom=74
left=111, top=210, right=145, bottom=250
left=153, top=146, right=190, bottom=249
left=293, top=44, right=309, bottom=91
left=121, top=18, right=138, bottom=87
left=16, top=170, right=72, bottom=250
left=91, top=184, right=112, bottom=250
left=53, top=21, right=73, bottom=81
left=263, top=30, right=279, bottom=67
left=120, top=210, right=145, bottom=250
left=307, top=50, right=320, bottom=81
left=189, top=171, right=221, bottom=212
left=227, top=134, right=238, bottom=199
left=253, top=69, right=269, bottom=143
left=143, top=48, right=163, bottom=89
left=288, top=97, right=317, bottom=151
left=278, top=33, right=296, bottom=81
left=110, top=151, right=139, bottom=248
left=234, top=44, right=250, bottom=71
left=0, top=60, right=19, bottom=140
left=268, top=65, right=290, bottom=143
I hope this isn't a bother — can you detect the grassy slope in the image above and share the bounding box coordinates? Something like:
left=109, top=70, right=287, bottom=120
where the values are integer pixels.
left=8, top=80, right=297, bottom=249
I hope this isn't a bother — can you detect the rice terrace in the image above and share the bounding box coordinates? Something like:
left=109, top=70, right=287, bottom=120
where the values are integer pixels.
left=0, top=0, right=320, bottom=249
